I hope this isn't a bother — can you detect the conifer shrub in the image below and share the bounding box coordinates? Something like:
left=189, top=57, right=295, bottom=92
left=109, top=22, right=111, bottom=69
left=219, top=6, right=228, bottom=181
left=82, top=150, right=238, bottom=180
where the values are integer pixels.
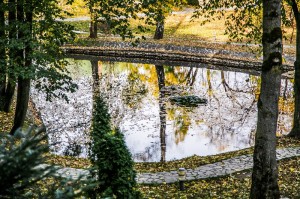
left=89, top=95, right=140, bottom=198
left=0, top=125, right=94, bottom=198
left=0, top=126, right=54, bottom=197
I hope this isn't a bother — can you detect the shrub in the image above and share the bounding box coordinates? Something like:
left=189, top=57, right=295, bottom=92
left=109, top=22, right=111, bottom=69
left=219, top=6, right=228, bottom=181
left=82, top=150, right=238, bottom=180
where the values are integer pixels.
left=0, top=126, right=54, bottom=197
left=89, top=95, right=140, bottom=198
left=0, top=125, right=94, bottom=198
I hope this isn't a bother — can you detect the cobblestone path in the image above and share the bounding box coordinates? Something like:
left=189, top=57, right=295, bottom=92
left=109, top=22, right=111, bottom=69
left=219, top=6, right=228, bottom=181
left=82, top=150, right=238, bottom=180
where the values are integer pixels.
left=54, top=147, right=300, bottom=184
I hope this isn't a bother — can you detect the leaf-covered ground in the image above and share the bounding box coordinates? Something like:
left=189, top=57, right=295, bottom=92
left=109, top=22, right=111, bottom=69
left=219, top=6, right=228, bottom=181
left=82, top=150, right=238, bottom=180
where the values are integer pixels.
left=0, top=111, right=14, bottom=133
left=0, top=99, right=17, bottom=133
left=135, top=137, right=300, bottom=173
left=138, top=156, right=300, bottom=198
left=44, top=136, right=300, bottom=173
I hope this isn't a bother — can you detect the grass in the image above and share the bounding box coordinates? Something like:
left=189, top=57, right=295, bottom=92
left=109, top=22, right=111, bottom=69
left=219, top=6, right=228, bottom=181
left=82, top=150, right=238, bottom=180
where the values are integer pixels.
left=65, top=8, right=297, bottom=58
left=67, top=13, right=231, bottom=44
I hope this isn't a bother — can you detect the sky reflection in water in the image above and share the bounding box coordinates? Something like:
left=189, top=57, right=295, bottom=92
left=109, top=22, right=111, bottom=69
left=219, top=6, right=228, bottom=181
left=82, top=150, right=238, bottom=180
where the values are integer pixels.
left=31, top=59, right=294, bottom=162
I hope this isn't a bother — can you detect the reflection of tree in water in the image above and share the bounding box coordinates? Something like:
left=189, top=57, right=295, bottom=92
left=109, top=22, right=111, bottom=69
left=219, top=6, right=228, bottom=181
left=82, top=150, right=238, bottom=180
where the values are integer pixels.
left=166, top=107, right=192, bottom=144
left=123, top=67, right=148, bottom=108
left=277, top=79, right=294, bottom=135
left=156, top=65, right=166, bottom=162
left=32, top=59, right=295, bottom=161
left=162, top=67, right=262, bottom=151
left=95, top=62, right=149, bottom=126
left=174, top=111, right=192, bottom=144
left=164, top=66, right=198, bottom=87
left=220, top=71, right=257, bottom=130
left=129, top=64, right=192, bottom=162
left=203, top=69, right=260, bottom=150
left=132, top=141, right=160, bottom=162
left=62, top=60, right=100, bottom=157
left=163, top=67, right=197, bottom=144
left=63, top=141, right=82, bottom=157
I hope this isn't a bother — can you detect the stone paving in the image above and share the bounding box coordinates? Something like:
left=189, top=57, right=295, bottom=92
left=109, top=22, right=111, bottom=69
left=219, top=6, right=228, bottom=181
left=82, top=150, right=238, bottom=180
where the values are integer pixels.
left=54, top=147, right=300, bottom=184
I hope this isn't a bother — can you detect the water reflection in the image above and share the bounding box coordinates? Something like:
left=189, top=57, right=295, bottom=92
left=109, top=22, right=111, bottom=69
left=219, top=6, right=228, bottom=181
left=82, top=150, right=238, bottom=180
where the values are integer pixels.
left=156, top=65, right=166, bottom=162
left=31, top=59, right=294, bottom=162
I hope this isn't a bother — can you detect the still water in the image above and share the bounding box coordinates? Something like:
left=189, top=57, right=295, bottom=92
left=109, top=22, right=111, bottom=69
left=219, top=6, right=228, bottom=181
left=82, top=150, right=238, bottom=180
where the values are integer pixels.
left=31, top=59, right=294, bottom=162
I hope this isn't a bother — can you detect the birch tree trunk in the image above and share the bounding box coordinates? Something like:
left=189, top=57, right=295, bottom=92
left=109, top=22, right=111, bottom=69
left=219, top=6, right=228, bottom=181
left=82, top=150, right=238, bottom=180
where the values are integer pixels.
left=250, top=0, right=282, bottom=198
left=155, top=65, right=166, bottom=162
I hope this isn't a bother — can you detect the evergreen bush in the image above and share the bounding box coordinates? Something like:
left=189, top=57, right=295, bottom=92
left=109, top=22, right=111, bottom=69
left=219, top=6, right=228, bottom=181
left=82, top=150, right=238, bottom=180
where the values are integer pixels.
left=0, top=126, right=54, bottom=197
left=0, top=125, right=94, bottom=198
left=90, top=95, right=140, bottom=198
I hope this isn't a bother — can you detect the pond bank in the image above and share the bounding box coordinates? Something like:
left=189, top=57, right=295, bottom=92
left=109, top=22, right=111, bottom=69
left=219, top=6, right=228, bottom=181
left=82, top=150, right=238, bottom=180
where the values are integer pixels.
left=52, top=146, right=300, bottom=184
left=63, top=41, right=294, bottom=73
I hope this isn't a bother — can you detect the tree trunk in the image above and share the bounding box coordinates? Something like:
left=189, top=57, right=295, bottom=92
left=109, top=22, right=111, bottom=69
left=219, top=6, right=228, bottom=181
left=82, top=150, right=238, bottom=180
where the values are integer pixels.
left=10, top=0, right=32, bottom=134
left=155, top=65, right=166, bottom=162
left=5, top=0, right=17, bottom=112
left=89, top=6, right=97, bottom=39
left=10, top=79, right=30, bottom=134
left=289, top=47, right=300, bottom=137
left=250, top=0, right=282, bottom=198
left=3, top=82, right=15, bottom=112
left=0, top=0, right=16, bottom=113
left=288, top=2, right=300, bottom=137
left=154, top=20, right=164, bottom=40
left=0, top=1, right=6, bottom=110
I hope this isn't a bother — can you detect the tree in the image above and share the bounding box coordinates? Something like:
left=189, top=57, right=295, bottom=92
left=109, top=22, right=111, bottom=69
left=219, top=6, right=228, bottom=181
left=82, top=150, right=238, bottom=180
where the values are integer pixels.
left=0, top=125, right=53, bottom=197
left=84, top=0, right=147, bottom=41
left=0, top=0, right=77, bottom=134
left=287, top=0, right=300, bottom=137
left=194, top=0, right=300, bottom=138
left=142, top=0, right=186, bottom=40
left=0, top=0, right=7, bottom=111
left=11, top=0, right=33, bottom=134
left=0, top=0, right=17, bottom=113
left=194, top=0, right=282, bottom=197
left=86, top=0, right=98, bottom=38
left=250, top=0, right=282, bottom=197
left=84, top=0, right=185, bottom=41
left=193, top=0, right=263, bottom=44
left=89, top=75, right=139, bottom=198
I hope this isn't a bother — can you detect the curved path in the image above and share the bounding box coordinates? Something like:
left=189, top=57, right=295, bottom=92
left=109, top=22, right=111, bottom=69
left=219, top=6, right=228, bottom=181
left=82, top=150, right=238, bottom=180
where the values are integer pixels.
left=54, top=147, right=300, bottom=184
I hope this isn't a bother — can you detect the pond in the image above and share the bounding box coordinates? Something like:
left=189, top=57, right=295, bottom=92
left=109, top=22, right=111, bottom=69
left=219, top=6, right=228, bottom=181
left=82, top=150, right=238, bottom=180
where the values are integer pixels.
left=31, top=57, right=294, bottom=162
